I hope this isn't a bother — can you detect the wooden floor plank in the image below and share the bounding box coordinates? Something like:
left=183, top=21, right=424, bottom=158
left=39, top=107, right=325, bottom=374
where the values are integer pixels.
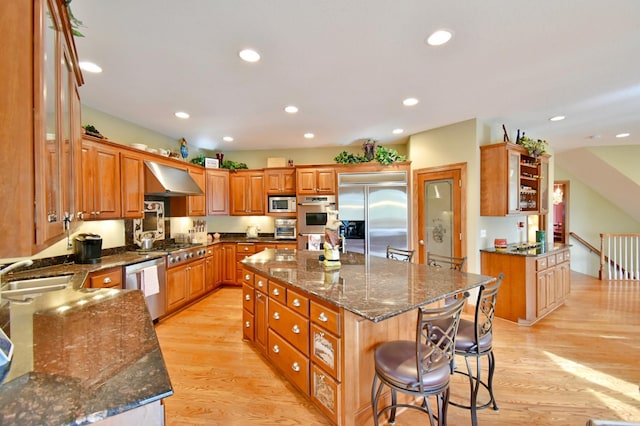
left=155, top=272, right=640, bottom=425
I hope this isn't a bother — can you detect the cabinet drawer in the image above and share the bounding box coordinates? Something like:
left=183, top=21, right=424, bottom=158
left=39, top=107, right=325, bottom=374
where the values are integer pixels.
left=536, top=256, right=548, bottom=271
left=89, top=267, right=122, bottom=288
left=268, top=280, right=287, bottom=304
left=242, top=284, right=254, bottom=313
left=241, top=269, right=254, bottom=286
left=310, top=301, right=341, bottom=336
left=255, top=273, right=268, bottom=294
left=311, top=324, right=341, bottom=381
left=287, top=288, right=309, bottom=316
left=236, top=243, right=256, bottom=255
left=555, top=252, right=565, bottom=264
left=547, top=254, right=556, bottom=267
left=311, top=364, right=341, bottom=424
left=268, top=330, right=309, bottom=395
left=242, top=309, right=254, bottom=341
left=269, top=298, right=309, bottom=355
left=563, top=250, right=571, bottom=262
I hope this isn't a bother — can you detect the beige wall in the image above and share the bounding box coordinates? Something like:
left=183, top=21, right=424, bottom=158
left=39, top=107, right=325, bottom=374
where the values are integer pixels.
left=588, top=145, right=640, bottom=183
left=408, top=118, right=489, bottom=272
left=555, top=165, right=640, bottom=276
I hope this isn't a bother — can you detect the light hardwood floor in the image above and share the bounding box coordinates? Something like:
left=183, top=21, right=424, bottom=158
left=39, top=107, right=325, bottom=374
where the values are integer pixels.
left=155, top=272, right=640, bottom=425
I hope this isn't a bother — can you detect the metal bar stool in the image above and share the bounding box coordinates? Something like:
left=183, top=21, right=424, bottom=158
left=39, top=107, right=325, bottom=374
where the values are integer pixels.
left=371, top=293, right=469, bottom=426
left=427, top=252, right=467, bottom=271
left=386, top=245, right=415, bottom=262
left=449, top=273, right=503, bottom=426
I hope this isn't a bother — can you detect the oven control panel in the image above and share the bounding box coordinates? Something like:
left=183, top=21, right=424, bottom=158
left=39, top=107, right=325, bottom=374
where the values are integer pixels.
left=167, top=246, right=207, bottom=268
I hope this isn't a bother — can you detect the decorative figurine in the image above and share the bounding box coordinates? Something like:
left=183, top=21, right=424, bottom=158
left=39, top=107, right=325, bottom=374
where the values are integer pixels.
left=179, top=137, right=189, bottom=160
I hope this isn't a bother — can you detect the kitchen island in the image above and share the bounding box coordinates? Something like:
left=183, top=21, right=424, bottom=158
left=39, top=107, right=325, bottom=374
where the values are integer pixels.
left=0, top=285, right=172, bottom=424
left=240, top=249, right=496, bottom=425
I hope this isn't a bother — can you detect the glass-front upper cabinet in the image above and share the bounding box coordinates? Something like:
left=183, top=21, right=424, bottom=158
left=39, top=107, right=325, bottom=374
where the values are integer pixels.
left=34, top=0, right=84, bottom=248
left=481, top=142, right=551, bottom=217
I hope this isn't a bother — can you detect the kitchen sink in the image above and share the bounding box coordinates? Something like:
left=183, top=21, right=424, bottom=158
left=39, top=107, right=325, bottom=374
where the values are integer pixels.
left=2, top=275, right=73, bottom=297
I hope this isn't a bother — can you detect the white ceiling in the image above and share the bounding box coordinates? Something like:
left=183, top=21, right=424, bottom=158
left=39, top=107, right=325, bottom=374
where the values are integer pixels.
left=71, top=0, right=640, bottom=154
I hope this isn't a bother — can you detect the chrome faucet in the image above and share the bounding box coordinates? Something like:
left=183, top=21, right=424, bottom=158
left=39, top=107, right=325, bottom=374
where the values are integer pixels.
left=0, top=259, right=34, bottom=289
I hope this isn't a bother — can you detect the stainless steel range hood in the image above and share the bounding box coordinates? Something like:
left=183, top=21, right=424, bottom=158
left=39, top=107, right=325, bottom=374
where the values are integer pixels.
left=144, top=161, right=204, bottom=196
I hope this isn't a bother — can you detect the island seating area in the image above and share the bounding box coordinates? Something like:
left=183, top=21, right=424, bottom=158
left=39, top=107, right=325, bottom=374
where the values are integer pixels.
left=239, top=249, right=495, bottom=425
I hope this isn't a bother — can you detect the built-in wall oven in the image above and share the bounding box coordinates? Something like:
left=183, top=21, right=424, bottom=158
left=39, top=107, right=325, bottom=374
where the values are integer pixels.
left=296, top=195, right=336, bottom=249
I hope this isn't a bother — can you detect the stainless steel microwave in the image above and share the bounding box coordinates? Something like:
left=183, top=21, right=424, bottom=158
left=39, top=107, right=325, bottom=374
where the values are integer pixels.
left=268, top=196, right=296, bottom=214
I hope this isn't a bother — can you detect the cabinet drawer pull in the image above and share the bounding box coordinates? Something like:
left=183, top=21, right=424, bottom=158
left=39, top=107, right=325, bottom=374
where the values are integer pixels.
left=273, top=312, right=280, bottom=320
left=256, top=293, right=262, bottom=299
left=257, top=280, right=264, bottom=287
left=292, top=324, right=301, bottom=334
left=244, top=247, right=249, bottom=251
left=291, top=362, right=300, bottom=372
left=244, top=274, right=250, bottom=280
left=318, top=312, right=328, bottom=322
left=272, top=345, right=280, bottom=354
left=292, top=298, right=301, bottom=307
left=244, top=294, right=251, bottom=301
left=103, top=277, right=112, bottom=284
left=244, top=321, right=251, bottom=328
left=272, top=288, right=280, bottom=296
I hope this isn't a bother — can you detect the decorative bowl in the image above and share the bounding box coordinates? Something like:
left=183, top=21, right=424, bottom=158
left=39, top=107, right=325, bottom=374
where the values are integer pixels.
left=130, top=143, right=148, bottom=151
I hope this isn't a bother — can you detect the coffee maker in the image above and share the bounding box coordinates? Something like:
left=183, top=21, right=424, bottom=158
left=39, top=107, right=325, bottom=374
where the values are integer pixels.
left=74, top=233, right=103, bottom=264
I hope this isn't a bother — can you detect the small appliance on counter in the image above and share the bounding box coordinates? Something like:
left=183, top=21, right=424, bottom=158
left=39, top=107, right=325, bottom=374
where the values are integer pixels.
left=74, top=233, right=103, bottom=264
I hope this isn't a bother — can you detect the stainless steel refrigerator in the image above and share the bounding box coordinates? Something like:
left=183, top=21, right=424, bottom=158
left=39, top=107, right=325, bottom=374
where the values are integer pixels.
left=337, top=171, right=409, bottom=257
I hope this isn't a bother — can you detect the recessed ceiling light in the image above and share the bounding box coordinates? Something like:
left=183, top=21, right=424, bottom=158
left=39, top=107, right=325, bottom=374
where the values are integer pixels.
left=304, top=133, right=314, bottom=139
left=616, top=132, right=630, bottom=138
left=284, top=105, right=298, bottom=114
left=426, top=30, right=452, bottom=46
left=79, top=61, right=102, bottom=73
left=402, top=98, right=419, bottom=106
left=549, top=115, right=566, bottom=121
left=392, top=128, right=404, bottom=134
left=175, top=111, right=190, bottom=119
left=239, top=49, right=261, bottom=62
left=223, top=136, right=234, bottom=142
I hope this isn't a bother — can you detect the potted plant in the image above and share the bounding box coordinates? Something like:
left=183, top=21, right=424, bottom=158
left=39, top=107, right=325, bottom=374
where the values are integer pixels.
left=518, top=135, right=548, bottom=157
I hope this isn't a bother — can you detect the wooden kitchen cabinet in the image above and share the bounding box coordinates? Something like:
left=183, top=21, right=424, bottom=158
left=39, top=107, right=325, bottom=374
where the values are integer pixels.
left=86, top=266, right=123, bottom=289
left=81, top=138, right=122, bottom=220
left=480, top=142, right=549, bottom=216
left=171, top=165, right=206, bottom=217
left=206, top=169, right=229, bottom=215
left=295, top=167, right=336, bottom=195
left=1, top=0, right=84, bottom=257
left=222, top=243, right=237, bottom=284
left=236, top=243, right=256, bottom=286
left=229, top=170, right=265, bottom=215
left=205, top=244, right=223, bottom=292
left=166, top=258, right=206, bottom=313
left=120, top=151, right=145, bottom=219
left=265, top=168, right=296, bottom=194
left=480, top=247, right=570, bottom=325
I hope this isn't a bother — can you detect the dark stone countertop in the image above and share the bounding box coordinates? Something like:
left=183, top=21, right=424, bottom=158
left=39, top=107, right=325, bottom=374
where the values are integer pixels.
left=480, top=242, right=571, bottom=257
left=0, top=254, right=173, bottom=425
left=241, top=249, right=496, bottom=323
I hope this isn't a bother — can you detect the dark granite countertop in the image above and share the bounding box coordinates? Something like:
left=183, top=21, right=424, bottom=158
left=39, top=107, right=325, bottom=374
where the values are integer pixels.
left=0, top=256, right=173, bottom=425
left=241, top=249, right=496, bottom=322
left=480, top=243, right=571, bottom=257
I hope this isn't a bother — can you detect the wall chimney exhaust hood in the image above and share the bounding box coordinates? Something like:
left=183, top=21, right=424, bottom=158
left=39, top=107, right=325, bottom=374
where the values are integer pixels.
left=144, top=161, right=204, bottom=196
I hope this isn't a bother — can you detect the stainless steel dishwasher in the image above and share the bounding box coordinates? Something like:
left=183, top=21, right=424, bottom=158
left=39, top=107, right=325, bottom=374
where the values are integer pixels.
left=124, top=257, right=167, bottom=321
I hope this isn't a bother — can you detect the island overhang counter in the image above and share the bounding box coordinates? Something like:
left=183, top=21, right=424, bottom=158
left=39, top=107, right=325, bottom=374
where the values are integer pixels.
left=240, top=249, right=496, bottom=425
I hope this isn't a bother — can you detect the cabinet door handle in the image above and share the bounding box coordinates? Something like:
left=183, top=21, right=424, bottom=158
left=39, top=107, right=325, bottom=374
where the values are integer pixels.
left=318, top=312, right=328, bottom=322
left=244, top=274, right=250, bottom=280
left=272, top=345, right=280, bottom=354
left=244, top=294, right=251, bottom=301
left=292, top=298, right=301, bottom=307
left=256, top=293, right=262, bottom=299
left=291, top=362, right=300, bottom=372
left=292, top=324, right=300, bottom=334
left=244, top=321, right=251, bottom=328
left=257, top=280, right=264, bottom=287
left=103, top=277, right=112, bottom=284
left=273, top=312, right=280, bottom=320
left=272, top=288, right=280, bottom=296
